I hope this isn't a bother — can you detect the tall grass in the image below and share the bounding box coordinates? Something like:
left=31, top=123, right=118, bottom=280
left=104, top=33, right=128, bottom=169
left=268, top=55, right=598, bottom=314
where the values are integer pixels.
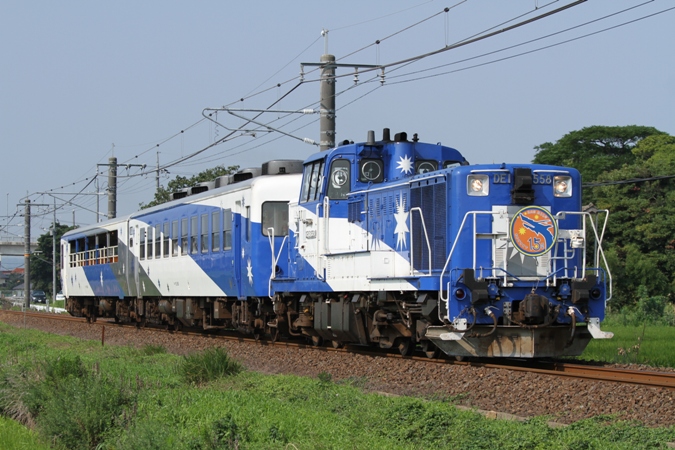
left=1, top=322, right=675, bottom=448
left=178, top=346, right=243, bottom=384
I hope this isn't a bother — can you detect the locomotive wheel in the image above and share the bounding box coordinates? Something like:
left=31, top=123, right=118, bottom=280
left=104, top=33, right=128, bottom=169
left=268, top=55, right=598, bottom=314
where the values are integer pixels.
left=396, top=338, right=414, bottom=356
left=270, top=327, right=279, bottom=343
left=253, top=329, right=262, bottom=342
left=331, top=340, right=343, bottom=349
left=420, top=341, right=440, bottom=359
left=310, top=335, right=323, bottom=347
left=174, top=321, right=183, bottom=332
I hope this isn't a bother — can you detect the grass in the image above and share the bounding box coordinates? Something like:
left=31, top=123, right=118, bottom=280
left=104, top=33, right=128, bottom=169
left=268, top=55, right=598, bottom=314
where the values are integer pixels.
left=0, top=415, right=51, bottom=450
left=0, top=321, right=675, bottom=448
left=579, top=318, right=675, bottom=368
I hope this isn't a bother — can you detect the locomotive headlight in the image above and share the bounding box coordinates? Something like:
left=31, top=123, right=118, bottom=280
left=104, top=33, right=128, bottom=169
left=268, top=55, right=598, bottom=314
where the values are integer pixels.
left=467, top=175, right=489, bottom=196
left=553, top=176, right=572, bottom=197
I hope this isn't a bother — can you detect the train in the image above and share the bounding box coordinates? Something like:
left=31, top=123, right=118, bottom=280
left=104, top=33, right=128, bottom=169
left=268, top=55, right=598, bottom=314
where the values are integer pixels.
left=61, top=128, right=613, bottom=358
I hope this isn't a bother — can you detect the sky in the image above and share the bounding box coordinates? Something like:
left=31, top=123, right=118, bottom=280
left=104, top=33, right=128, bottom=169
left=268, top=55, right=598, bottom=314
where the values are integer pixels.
left=1, top=0, right=673, bottom=268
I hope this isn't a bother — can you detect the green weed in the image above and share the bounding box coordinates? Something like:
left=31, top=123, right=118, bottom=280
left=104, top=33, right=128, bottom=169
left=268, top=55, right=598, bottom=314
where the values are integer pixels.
left=178, top=347, right=243, bottom=384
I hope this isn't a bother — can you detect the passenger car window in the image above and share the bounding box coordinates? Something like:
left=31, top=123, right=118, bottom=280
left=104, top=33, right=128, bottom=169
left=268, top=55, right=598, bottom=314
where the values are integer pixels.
left=262, top=202, right=289, bottom=236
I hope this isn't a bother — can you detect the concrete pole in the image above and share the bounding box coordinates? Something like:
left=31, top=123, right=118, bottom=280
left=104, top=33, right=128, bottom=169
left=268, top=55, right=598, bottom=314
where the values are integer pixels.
left=156, top=151, right=160, bottom=192
left=319, top=54, right=336, bottom=151
left=24, top=199, right=30, bottom=308
left=52, top=197, right=56, bottom=304
left=108, top=157, right=117, bottom=219
left=96, top=169, right=100, bottom=223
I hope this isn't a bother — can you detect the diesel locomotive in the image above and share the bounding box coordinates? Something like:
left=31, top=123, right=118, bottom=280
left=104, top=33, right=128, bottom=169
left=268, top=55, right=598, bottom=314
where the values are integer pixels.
left=63, top=129, right=612, bottom=358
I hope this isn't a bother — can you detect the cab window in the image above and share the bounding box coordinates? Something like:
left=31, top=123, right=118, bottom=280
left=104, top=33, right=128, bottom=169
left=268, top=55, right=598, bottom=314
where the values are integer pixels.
left=300, top=159, right=325, bottom=203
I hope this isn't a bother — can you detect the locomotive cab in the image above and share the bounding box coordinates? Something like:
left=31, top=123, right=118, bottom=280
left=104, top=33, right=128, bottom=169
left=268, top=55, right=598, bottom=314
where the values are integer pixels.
left=276, top=129, right=612, bottom=358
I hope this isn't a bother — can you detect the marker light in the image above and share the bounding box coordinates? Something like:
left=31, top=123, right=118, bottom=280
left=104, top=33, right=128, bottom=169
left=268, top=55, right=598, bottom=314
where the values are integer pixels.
left=467, top=175, right=489, bottom=196
left=554, top=175, right=572, bottom=197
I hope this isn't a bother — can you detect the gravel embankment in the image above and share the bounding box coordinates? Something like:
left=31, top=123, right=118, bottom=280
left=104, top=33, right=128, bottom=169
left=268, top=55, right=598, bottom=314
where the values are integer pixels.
left=2, top=311, right=674, bottom=428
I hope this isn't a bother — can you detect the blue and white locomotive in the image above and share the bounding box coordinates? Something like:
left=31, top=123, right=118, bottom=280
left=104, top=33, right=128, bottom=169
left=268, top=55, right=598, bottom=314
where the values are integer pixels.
left=62, top=128, right=612, bottom=358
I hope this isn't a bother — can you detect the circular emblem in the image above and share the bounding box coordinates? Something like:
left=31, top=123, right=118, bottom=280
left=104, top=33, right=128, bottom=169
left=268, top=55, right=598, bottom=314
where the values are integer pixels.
left=509, top=206, right=558, bottom=256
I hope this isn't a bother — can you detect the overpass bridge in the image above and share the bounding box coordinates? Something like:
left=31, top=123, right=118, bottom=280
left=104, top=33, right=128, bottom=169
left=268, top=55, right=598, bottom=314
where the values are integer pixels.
left=0, top=241, right=39, bottom=257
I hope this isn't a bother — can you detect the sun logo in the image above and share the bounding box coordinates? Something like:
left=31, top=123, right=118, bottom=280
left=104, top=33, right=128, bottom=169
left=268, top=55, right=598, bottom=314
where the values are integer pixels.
left=509, top=206, right=558, bottom=256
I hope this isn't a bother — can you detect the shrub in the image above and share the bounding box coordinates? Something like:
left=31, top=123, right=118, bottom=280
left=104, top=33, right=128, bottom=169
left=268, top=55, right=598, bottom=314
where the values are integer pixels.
left=178, top=347, right=242, bottom=384
left=36, top=375, right=135, bottom=450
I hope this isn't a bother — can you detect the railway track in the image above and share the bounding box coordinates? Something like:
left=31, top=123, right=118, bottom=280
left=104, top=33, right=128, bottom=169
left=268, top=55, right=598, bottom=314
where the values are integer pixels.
left=4, top=309, right=675, bottom=390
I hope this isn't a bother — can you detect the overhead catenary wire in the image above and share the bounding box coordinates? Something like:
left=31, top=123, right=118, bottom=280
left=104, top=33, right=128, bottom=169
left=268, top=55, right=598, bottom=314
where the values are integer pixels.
left=19, top=0, right=672, bottom=227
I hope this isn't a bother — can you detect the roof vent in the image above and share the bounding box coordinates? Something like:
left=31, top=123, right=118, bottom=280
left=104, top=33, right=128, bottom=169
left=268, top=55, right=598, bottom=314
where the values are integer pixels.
left=215, top=175, right=231, bottom=188
left=189, top=181, right=215, bottom=195
left=233, top=167, right=262, bottom=183
left=262, top=160, right=303, bottom=175
left=170, top=189, right=188, bottom=200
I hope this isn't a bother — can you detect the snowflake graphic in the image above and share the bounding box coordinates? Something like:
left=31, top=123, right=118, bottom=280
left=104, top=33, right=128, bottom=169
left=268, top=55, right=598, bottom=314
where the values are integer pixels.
left=394, top=194, right=409, bottom=250
left=396, top=155, right=414, bottom=174
left=246, top=258, right=253, bottom=285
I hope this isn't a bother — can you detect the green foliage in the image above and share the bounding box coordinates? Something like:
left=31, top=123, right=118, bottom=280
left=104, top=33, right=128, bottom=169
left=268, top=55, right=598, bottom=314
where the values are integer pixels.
left=35, top=373, right=135, bottom=450
left=29, top=222, right=77, bottom=294
left=140, top=164, right=239, bottom=209
left=178, top=347, right=243, bottom=384
left=140, top=344, right=167, bottom=356
left=317, top=371, right=332, bottom=384
left=581, top=316, right=675, bottom=367
left=532, top=125, right=665, bottom=185
left=0, top=415, right=51, bottom=450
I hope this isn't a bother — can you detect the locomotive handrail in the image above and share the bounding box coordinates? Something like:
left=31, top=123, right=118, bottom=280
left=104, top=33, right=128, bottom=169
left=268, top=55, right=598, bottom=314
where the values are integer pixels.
left=315, top=202, right=324, bottom=281
left=556, top=210, right=612, bottom=301
left=408, top=207, right=432, bottom=276
left=439, top=210, right=497, bottom=307
left=439, top=208, right=613, bottom=322
left=267, top=227, right=288, bottom=299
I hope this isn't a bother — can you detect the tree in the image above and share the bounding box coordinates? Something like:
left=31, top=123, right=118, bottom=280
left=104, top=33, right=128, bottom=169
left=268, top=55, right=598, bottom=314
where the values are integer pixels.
left=592, top=134, right=675, bottom=308
left=140, top=165, right=239, bottom=209
left=30, top=222, right=76, bottom=296
left=532, top=125, right=665, bottom=185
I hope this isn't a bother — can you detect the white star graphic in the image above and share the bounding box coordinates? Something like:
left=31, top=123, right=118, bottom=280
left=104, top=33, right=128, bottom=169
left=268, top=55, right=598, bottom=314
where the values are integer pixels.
left=246, top=258, right=253, bottom=285
left=396, top=155, right=414, bottom=174
left=394, top=194, right=409, bottom=250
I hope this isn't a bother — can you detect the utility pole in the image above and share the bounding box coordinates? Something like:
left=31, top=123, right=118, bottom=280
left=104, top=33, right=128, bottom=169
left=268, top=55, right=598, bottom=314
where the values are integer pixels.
left=21, top=200, right=60, bottom=309
left=156, top=151, right=160, bottom=192
left=108, top=156, right=117, bottom=219
left=95, top=169, right=100, bottom=223
left=23, top=200, right=30, bottom=308
left=52, top=197, right=56, bottom=305
left=302, top=30, right=380, bottom=151
left=319, top=53, right=336, bottom=151
left=97, top=157, right=144, bottom=220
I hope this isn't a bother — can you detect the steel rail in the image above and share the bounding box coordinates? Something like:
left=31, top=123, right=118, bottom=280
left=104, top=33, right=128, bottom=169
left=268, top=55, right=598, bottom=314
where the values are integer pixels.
left=3, top=309, right=674, bottom=390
